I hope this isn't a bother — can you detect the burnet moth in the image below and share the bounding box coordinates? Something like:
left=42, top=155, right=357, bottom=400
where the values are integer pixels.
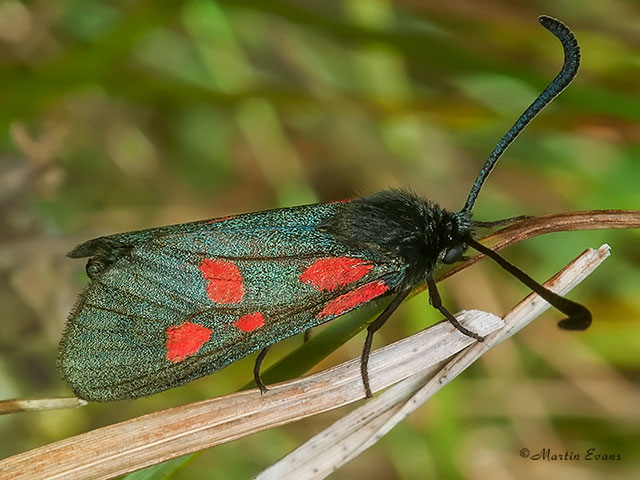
left=59, top=16, right=589, bottom=401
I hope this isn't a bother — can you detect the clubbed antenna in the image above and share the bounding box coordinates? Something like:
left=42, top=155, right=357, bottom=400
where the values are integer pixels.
left=467, top=236, right=591, bottom=330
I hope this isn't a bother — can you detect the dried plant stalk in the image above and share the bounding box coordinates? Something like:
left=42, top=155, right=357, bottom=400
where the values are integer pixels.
left=0, top=245, right=610, bottom=480
left=2, top=314, right=503, bottom=480
left=0, top=397, right=87, bottom=415
left=257, top=245, right=611, bottom=479
left=441, top=210, right=638, bottom=280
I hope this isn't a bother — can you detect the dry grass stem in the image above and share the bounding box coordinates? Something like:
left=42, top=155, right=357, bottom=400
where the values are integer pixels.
left=256, top=244, right=611, bottom=479
left=0, top=245, right=610, bottom=480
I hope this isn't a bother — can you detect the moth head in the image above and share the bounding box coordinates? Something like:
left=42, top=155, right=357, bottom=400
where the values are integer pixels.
left=440, top=211, right=472, bottom=265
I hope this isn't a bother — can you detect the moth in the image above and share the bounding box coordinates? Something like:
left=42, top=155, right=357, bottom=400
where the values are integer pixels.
left=59, top=16, right=589, bottom=401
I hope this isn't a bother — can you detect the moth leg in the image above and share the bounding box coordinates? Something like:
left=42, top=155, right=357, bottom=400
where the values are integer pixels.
left=361, top=288, right=412, bottom=398
left=253, top=346, right=271, bottom=394
left=425, top=274, right=484, bottom=342
left=303, top=328, right=312, bottom=343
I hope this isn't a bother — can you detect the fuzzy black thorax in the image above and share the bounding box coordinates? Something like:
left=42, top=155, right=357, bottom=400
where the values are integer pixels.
left=321, top=190, right=472, bottom=286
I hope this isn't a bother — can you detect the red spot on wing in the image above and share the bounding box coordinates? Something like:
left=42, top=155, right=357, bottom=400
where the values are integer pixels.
left=317, top=280, right=389, bottom=319
left=300, top=257, right=374, bottom=291
left=233, top=312, right=265, bottom=332
left=199, top=258, right=244, bottom=304
left=166, top=322, right=212, bottom=362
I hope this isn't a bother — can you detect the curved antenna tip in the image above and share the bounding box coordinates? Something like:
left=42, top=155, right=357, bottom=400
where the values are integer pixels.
left=459, top=15, right=580, bottom=216
left=538, top=15, right=556, bottom=26
left=557, top=311, right=592, bottom=330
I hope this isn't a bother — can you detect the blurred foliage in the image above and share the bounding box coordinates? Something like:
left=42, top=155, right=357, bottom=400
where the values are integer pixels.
left=1, top=0, right=639, bottom=479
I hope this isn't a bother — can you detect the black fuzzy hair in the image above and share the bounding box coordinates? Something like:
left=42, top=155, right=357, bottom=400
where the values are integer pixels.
left=321, top=189, right=471, bottom=288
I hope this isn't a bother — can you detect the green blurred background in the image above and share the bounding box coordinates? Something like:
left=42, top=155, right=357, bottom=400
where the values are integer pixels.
left=1, top=0, right=639, bottom=478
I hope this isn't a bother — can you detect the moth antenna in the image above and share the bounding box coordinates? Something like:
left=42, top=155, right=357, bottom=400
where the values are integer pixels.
left=466, top=236, right=591, bottom=330
left=460, top=16, right=580, bottom=215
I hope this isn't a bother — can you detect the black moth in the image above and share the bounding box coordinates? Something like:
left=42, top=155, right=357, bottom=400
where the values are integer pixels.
left=59, top=16, right=590, bottom=402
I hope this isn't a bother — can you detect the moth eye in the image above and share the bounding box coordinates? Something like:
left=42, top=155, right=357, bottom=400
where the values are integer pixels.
left=86, top=258, right=106, bottom=279
left=442, top=245, right=465, bottom=265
